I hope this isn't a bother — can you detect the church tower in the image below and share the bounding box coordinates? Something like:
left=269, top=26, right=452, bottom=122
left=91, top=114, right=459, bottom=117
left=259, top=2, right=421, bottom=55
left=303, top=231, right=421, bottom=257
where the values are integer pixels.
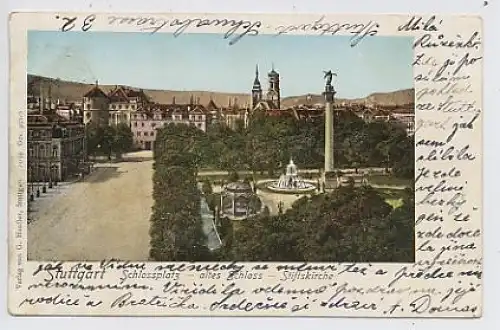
left=251, top=64, right=262, bottom=108
left=266, top=64, right=280, bottom=109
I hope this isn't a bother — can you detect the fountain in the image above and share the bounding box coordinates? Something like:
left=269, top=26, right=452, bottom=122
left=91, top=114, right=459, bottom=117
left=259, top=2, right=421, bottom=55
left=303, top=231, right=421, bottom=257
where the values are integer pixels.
left=265, top=159, right=317, bottom=193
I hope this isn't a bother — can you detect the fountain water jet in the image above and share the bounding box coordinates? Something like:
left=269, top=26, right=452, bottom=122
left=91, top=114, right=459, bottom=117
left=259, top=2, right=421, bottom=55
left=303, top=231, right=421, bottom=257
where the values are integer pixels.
left=265, top=159, right=317, bottom=193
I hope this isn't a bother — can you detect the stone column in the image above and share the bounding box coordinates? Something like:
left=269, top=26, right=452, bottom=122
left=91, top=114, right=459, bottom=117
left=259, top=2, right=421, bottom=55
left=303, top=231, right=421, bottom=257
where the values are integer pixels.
left=324, top=84, right=336, bottom=174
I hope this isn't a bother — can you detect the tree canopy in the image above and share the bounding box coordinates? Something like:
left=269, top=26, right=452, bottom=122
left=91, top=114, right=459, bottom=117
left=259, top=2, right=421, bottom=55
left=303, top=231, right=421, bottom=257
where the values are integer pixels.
left=148, top=114, right=415, bottom=262
left=149, top=123, right=211, bottom=261
left=85, top=123, right=134, bottom=159
left=195, top=110, right=414, bottom=178
left=229, top=184, right=415, bottom=262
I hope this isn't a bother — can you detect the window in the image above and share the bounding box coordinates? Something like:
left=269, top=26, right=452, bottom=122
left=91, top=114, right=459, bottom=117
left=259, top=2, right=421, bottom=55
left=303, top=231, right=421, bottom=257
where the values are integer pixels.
left=28, top=147, right=34, bottom=157
left=51, top=165, right=58, bottom=180
left=38, top=164, right=46, bottom=178
left=119, top=105, right=123, bottom=109
left=39, top=144, right=45, bottom=157
left=137, top=132, right=141, bottom=136
left=134, top=122, right=138, bottom=127
left=52, top=146, right=58, bottom=158
left=131, top=105, right=136, bottom=110
left=141, top=122, right=145, bottom=127
left=151, top=123, right=156, bottom=128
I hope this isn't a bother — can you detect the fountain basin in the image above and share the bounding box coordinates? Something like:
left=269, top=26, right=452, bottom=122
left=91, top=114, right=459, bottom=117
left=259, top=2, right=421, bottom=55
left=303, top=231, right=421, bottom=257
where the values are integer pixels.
left=257, top=179, right=318, bottom=194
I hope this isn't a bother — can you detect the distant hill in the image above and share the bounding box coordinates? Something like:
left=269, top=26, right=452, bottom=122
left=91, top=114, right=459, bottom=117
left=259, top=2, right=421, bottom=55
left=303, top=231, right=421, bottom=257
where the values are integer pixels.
left=282, top=89, right=415, bottom=108
left=27, top=74, right=414, bottom=108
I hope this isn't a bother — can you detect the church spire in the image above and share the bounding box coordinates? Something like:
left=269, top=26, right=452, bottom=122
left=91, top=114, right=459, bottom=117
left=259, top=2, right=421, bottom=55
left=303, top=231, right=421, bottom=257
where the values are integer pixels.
left=251, top=64, right=263, bottom=108
left=253, top=64, right=261, bottom=87
left=267, top=63, right=280, bottom=109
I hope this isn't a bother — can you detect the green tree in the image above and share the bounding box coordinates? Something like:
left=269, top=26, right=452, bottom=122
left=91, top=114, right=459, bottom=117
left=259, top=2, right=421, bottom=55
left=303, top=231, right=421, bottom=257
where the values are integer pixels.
left=230, top=185, right=414, bottom=262
left=85, top=123, right=101, bottom=158
left=113, top=123, right=134, bottom=159
left=342, top=131, right=369, bottom=173
left=149, top=123, right=211, bottom=261
left=392, top=135, right=415, bottom=179
left=228, top=171, right=239, bottom=183
left=232, top=212, right=305, bottom=261
left=201, top=179, right=213, bottom=195
left=101, top=125, right=116, bottom=160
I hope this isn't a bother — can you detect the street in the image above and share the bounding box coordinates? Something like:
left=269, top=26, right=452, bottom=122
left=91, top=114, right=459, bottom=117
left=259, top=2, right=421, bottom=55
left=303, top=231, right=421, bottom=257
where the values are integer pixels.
left=27, top=151, right=153, bottom=261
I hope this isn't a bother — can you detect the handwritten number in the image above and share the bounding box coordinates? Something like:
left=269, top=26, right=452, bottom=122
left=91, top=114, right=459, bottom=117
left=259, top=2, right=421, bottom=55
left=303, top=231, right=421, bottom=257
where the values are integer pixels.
left=82, top=15, right=96, bottom=32
left=58, top=16, right=77, bottom=32
left=57, top=14, right=95, bottom=32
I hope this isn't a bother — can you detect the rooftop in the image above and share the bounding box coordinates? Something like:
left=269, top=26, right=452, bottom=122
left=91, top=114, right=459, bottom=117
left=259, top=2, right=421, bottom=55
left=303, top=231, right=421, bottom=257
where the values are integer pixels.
left=225, top=181, right=253, bottom=193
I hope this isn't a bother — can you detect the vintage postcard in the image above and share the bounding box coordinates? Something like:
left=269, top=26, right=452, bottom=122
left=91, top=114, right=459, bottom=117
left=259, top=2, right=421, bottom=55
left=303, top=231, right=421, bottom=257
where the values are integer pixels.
left=8, top=12, right=482, bottom=317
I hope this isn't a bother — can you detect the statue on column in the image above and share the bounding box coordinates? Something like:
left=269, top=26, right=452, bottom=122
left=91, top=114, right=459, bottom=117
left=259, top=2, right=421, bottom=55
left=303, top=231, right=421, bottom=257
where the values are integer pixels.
left=323, top=70, right=337, bottom=87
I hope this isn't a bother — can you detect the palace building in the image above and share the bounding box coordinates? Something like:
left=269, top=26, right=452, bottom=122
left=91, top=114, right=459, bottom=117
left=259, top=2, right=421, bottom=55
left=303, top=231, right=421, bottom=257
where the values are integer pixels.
left=82, top=82, right=150, bottom=127
left=130, top=98, right=208, bottom=150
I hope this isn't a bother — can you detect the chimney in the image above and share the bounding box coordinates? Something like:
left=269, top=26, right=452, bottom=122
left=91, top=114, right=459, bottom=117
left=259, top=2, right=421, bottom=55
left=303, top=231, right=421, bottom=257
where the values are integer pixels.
left=172, top=96, right=176, bottom=105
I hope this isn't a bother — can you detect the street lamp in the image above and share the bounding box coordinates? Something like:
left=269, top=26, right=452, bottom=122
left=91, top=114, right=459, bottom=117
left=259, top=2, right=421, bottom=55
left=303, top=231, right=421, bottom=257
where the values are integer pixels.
left=48, top=151, right=53, bottom=189
left=54, top=147, right=58, bottom=186
left=28, top=165, right=34, bottom=202
left=35, top=160, right=41, bottom=197
left=40, top=156, right=47, bottom=194
left=42, top=170, right=47, bottom=193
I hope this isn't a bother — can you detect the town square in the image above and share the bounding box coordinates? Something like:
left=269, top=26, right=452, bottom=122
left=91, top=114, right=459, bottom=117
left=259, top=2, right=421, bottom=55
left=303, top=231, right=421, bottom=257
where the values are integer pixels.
left=26, top=31, right=415, bottom=262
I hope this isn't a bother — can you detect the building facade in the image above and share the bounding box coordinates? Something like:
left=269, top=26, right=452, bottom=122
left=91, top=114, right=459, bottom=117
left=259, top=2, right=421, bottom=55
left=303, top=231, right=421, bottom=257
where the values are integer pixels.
left=27, top=112, right=86, bottom=182
left=83, top=82, right=110, bottom=126
left=131, top=103, right=208, bottom=150
left=83, top=83, right=150, bottom=127
left=391, top=112, right=415, bottom=136
left=107, top=86, right=149, bottom=126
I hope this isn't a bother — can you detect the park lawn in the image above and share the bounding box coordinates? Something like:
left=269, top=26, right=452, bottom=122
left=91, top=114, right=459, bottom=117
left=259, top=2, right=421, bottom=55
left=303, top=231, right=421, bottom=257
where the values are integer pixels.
left=385, top=198, right=404, bottom=209
left=368, top=174, right=412, bottom=187
left=375, top=188, right=405, bottom=209
left=197, top=172, right=286, bottom=182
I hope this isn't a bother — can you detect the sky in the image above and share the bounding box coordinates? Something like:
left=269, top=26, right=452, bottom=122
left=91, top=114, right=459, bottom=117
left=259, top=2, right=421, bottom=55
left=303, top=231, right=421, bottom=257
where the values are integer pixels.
left=28, top=31, right=413, bottom=99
